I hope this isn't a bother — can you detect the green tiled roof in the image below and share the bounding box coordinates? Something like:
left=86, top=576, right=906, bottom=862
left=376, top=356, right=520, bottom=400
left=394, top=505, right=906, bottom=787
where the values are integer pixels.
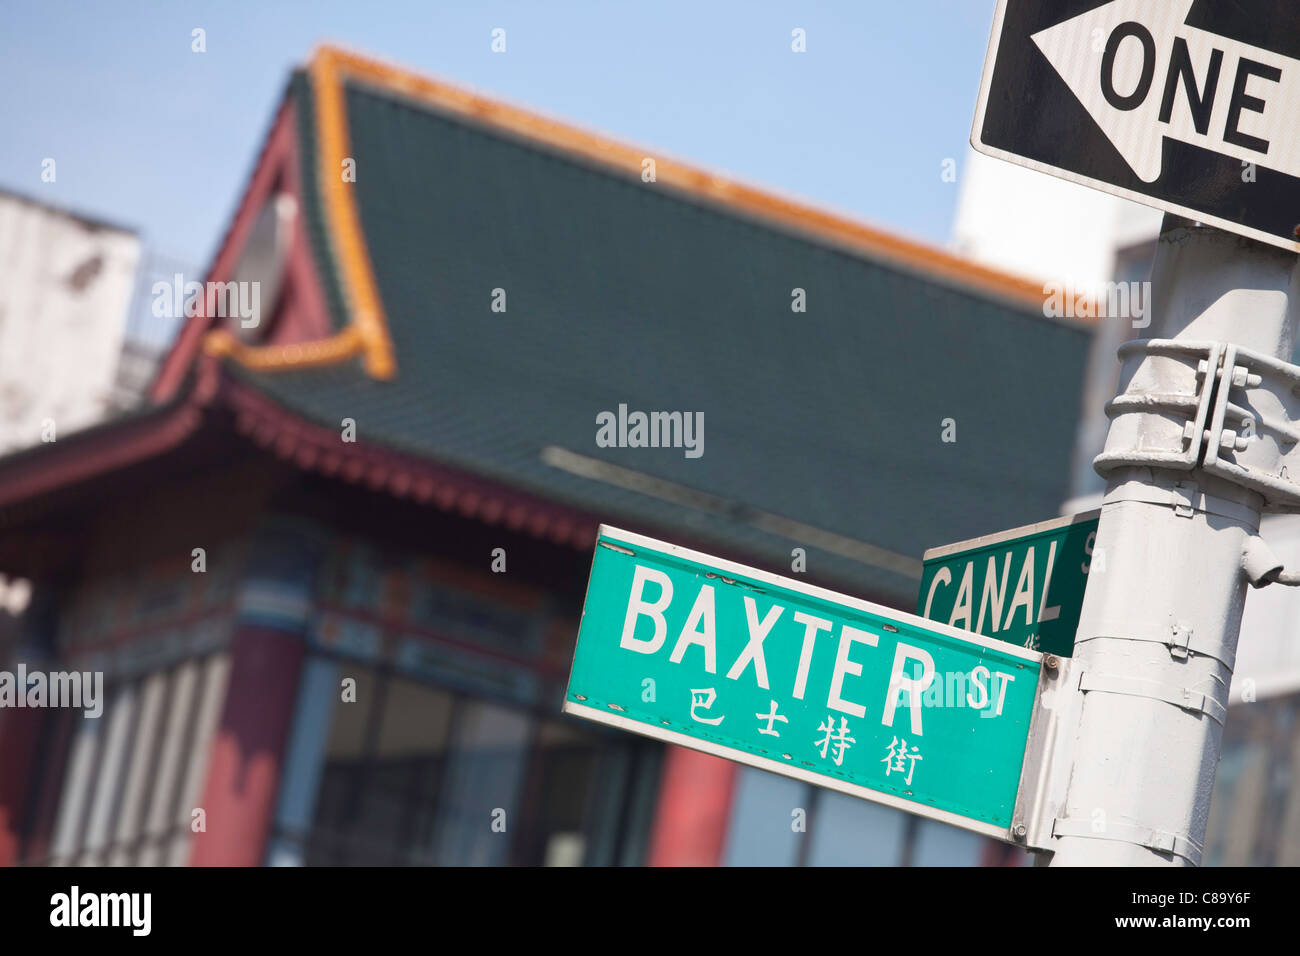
left=234, top=71, right=1091, bottom=606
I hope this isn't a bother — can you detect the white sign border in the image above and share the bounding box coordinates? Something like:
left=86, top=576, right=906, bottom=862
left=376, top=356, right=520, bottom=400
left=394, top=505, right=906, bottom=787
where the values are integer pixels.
left=599, top=525, right=1043, bottom=662
left=970, top=0, right=1300, bottom=256
left=922, top=509, right=1100, bottom=562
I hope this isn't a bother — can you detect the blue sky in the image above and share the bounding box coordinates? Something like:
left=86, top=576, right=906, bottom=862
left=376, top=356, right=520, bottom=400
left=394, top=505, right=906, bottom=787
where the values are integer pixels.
left=0, top=1, right=997, bottom=268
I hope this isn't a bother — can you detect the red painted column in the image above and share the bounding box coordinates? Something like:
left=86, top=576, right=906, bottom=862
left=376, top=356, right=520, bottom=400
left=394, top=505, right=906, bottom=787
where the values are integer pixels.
left=646, top=746, right=738, bottom=866
left=979, top=837, right=1026, bottom=867
left=0, top=707, right=45, bottom=866
left=189, top=626, right=305, bottom=866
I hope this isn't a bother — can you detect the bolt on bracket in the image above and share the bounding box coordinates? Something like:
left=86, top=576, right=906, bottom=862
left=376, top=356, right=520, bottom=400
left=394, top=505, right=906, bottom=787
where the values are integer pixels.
left=1202, top=343, right=1300, bottom=512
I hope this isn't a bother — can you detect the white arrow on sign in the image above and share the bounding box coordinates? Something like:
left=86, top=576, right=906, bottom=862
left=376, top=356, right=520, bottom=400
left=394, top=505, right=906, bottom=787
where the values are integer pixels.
left=1033, top=0, right=1300, bottom=183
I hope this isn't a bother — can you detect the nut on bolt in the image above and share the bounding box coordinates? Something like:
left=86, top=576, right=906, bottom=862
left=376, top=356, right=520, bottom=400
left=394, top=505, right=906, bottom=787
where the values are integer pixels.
left=1013, top=824, right=1028, bottom=840
left=1044, top=655, right=1059, bottom=671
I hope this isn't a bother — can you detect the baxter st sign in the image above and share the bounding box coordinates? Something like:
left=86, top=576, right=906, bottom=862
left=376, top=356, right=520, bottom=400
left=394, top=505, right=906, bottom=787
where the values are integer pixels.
left=563, top=527, right=1075, bottom=842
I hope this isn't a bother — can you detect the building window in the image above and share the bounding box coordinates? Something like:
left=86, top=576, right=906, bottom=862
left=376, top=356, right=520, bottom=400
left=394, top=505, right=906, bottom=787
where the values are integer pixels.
left=511, top=720, right=601, bottom=866
left=722, top=764, right=993, bottom=866
left=722, top=766, right=805, bottom=866
left=305, top=671, right=456, bottom=865
left=267, top=659, right=655, bottom=866
left=22, top=653, right=231, bottom=865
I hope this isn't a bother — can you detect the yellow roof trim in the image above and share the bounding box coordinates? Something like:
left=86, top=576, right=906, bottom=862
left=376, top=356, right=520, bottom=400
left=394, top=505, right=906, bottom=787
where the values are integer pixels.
left=203, top=325, right=363, bottom=370
left=201, top=48, right=398, bottom=380
left=315, top=44, right=1052, bottom=312
left=310, top=48, right=397, bottom=379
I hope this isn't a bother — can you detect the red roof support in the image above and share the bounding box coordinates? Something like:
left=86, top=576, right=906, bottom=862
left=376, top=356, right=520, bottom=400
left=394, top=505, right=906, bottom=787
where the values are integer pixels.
left=645, top=747, right=739, bottom=867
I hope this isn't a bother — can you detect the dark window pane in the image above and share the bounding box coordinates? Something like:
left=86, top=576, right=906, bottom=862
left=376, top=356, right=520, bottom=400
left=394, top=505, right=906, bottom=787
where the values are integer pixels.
left=303, top=668, right=378, bottom=865
left=511, top=720, right=598, bottom=866
left=428, top=700, right=530, bottom=865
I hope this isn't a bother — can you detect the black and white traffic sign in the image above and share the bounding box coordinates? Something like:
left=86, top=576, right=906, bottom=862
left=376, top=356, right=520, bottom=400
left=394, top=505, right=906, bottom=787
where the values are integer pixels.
left=973, top=0, right=1300, bottom=252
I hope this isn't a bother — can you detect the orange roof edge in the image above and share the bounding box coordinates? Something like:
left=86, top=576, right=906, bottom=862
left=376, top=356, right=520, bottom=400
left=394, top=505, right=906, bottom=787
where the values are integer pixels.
left=311, top=43, right=1065, bottom=318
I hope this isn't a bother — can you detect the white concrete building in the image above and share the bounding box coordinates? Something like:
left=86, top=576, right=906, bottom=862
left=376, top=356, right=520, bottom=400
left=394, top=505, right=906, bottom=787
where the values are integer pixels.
left=0, top=190, right=141, bottom=454
left=952, top=149, right=1163, bottom=291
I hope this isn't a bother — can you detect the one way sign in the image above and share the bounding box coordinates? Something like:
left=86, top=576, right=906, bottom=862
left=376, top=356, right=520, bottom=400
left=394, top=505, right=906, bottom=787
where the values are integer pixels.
left=973, top=0, right=1300, bottom=252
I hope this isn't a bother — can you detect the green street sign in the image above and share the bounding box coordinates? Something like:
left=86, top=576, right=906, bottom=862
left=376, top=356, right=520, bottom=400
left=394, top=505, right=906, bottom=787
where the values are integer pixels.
left=564, top=526, right=1048, bottom=839
left=917, top=512, right=1099, bottom=658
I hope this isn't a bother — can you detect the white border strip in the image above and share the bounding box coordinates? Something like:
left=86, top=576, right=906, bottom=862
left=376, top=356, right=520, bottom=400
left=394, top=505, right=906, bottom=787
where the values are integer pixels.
left=970, top=0, right=1300, bottom=256
left=563, top=700, right=1012, bottom=841
left=598, top=524, right=1043, bottom=664
left=921, top=510, right=1100, bottom=562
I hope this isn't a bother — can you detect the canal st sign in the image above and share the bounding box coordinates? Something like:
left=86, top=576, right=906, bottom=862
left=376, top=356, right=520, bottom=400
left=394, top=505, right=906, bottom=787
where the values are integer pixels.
left=917, top=512, right=1100, bottom=658
left=563, top=527, right=1056, bottom=839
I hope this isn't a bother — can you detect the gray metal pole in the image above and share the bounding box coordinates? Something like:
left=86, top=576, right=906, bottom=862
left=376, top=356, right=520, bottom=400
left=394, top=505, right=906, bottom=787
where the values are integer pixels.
left=1048, top=216, right=1300, bottom=866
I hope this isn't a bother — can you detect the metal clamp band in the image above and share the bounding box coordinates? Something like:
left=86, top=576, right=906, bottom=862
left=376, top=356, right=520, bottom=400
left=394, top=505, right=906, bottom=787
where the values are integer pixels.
left=1051, top=816, right=1203, bottom=865
left=1103, top=477, right=1261, bottom=528
left=1074, top=622, right=1227, bottom=665
left=1078, top=671, right=1227, bottom=725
